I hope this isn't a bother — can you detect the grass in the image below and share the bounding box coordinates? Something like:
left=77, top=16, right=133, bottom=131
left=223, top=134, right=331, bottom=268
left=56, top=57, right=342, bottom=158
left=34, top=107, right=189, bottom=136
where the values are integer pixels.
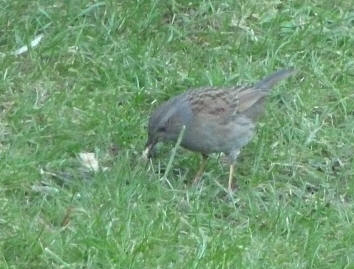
left=1, top=0, right=353, bottom=268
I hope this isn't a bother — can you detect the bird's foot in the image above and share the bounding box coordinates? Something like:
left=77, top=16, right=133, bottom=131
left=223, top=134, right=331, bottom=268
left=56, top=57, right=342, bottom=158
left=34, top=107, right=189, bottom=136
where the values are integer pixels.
left=228, top=181, right=238, bottom=193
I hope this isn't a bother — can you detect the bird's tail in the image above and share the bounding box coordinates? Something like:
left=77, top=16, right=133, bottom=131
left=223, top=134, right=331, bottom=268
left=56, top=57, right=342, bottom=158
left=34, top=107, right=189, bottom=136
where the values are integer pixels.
left=254, top=68, right=296, bottom=90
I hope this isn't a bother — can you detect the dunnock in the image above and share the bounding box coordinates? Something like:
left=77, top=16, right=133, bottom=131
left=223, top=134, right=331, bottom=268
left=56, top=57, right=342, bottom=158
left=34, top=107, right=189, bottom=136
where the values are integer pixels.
left=143, top=68, right=296, bottom=191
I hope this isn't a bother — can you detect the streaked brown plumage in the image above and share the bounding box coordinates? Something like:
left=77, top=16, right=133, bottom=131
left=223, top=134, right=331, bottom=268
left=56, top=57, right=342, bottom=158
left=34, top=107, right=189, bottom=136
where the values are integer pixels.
left=144, top=68, right=296, bottom=191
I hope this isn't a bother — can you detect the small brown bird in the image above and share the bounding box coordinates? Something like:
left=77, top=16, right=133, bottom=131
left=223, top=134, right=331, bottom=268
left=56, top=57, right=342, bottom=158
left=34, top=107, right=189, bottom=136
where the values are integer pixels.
left=143, top=69, right=296, bottom=191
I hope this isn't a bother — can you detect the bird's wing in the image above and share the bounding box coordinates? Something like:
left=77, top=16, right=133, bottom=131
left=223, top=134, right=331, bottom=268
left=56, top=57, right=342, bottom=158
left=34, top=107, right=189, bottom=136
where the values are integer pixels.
left=187, top=87, right=242, bottom=118
left=235, top=86, right=268, bottom=113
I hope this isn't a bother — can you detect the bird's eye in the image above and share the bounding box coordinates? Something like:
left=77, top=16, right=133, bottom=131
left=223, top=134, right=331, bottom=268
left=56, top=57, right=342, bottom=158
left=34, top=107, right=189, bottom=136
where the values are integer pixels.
left=157, top=126, right=166, bottom=132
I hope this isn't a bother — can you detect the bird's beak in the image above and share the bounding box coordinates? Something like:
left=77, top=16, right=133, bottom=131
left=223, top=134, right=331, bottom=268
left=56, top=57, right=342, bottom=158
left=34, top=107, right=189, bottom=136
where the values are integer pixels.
left=142, top=140, right=157, bottom=160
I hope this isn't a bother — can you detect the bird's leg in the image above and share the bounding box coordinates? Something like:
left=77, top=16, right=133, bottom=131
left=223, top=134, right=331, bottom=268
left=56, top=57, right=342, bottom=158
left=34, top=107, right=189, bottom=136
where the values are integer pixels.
left=228, top=164, right=235, bottom=192
left=193, top=154, right=208, bottom=184
left=227, top=150, right=240, bottom=192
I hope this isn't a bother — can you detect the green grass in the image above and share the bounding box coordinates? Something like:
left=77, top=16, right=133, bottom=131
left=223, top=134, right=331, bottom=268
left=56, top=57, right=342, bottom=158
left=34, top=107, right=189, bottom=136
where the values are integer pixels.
left=1, top=0, right=354, bottom=268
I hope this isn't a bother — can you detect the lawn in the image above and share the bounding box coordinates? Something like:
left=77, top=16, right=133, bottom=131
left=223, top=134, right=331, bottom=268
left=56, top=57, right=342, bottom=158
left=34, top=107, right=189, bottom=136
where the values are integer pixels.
left=0, top=0, right=353, bottom=268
